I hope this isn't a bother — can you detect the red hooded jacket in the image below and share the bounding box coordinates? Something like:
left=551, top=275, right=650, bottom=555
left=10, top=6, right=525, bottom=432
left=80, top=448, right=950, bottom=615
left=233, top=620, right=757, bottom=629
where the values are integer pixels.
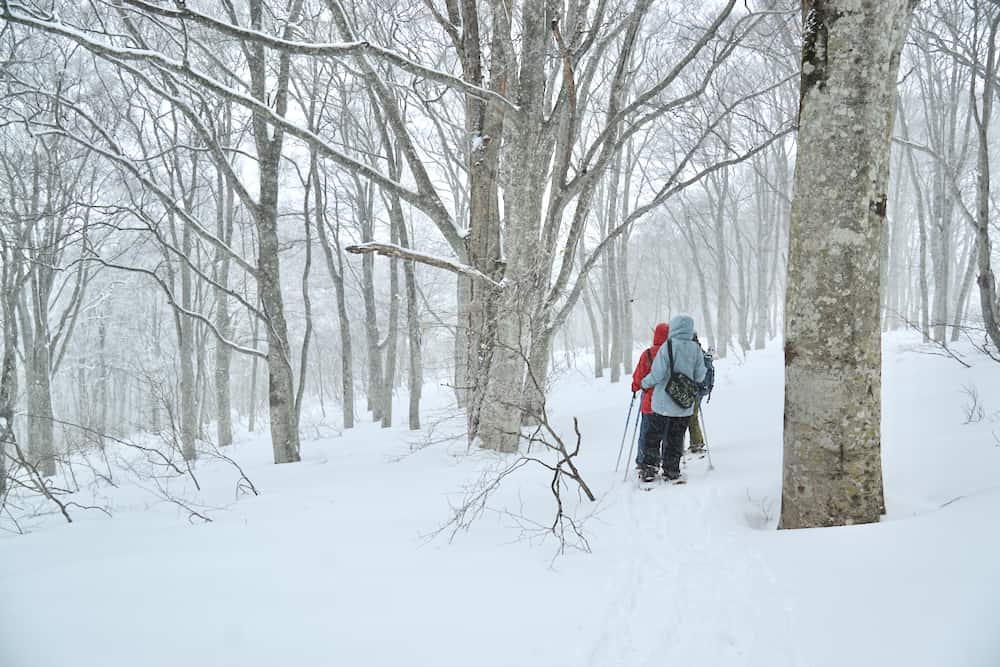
left=631, top=322, right=669, bottom=414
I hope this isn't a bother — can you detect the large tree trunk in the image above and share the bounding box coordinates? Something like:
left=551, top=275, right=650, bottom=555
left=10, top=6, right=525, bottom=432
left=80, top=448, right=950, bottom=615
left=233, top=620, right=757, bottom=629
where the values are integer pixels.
left=475, top=0, right=550, bottom=453
left=455, top=0, right=507, bottom=419
left=973, top=12, right=1000, bottom=351
left=781, top=0, right=915, bottom=529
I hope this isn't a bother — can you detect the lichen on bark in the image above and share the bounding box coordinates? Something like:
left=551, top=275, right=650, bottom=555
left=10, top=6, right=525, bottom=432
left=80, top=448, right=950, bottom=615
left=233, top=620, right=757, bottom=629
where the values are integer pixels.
left=781, top=0, right=915, bottom=529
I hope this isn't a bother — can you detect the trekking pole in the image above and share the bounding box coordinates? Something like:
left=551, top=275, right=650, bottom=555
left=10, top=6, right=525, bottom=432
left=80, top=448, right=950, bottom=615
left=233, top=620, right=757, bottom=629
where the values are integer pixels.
left=699, top=402, right=715, bottom=471
left=621, top=407, right=641, bottom=482
left=614, top=393, right=637, bottom=473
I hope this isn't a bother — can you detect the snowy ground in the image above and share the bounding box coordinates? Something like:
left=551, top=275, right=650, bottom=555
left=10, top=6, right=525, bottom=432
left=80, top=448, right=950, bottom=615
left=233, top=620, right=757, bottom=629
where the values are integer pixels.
left=2, top=332, right=999, bottom=667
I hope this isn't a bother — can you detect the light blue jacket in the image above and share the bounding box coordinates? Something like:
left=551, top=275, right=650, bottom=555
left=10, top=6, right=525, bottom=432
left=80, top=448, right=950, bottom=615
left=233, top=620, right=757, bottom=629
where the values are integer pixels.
left=640, top=313, right=707, bottom=417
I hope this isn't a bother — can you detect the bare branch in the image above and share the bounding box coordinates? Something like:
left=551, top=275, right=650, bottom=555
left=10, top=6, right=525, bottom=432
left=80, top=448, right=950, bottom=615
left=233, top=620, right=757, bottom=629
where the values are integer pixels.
left=346, top=242, right=502, bottom=290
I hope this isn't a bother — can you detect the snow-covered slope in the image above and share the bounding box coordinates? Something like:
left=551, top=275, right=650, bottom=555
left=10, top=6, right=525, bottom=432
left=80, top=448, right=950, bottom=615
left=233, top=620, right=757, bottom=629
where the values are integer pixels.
left=2, top=333, right=998, bottom=666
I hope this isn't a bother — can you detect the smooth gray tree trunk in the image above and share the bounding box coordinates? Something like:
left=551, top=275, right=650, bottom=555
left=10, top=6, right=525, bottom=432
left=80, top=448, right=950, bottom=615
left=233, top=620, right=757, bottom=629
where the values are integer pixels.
left=781, top=0, right=915, bottom=529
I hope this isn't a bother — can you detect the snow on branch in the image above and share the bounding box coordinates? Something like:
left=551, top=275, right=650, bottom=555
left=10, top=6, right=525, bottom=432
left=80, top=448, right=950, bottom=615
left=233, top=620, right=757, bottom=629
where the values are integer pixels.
left=119, top=0, right=519, bottom=114
left=0, top=4, right=460, bottom=242
left=345, top=242, right=503, bottom=291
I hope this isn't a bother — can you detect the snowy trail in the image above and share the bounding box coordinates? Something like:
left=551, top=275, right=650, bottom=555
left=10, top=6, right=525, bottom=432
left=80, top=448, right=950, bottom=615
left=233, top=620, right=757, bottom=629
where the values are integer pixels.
left=2, top=335, right=999, bottom=666
left=584, top=451, right=797, bottom=667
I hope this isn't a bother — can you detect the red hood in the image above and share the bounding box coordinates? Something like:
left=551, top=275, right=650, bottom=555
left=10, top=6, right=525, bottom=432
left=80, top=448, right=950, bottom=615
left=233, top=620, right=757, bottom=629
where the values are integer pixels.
left=652, top=322, right=669, bottom=347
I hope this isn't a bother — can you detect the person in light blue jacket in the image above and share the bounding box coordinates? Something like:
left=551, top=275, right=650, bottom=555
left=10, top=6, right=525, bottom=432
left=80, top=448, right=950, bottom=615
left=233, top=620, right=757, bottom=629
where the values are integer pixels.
left=638, top=313, right=707, bottom=481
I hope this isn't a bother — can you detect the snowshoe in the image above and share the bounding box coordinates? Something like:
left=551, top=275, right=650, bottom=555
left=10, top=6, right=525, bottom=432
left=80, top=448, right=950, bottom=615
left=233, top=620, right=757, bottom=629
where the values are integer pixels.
left=662, top=470, right=687, bottom=485
left=638, top=465, right=658, bottom=490
left=688, top=443, right=707, bottom=459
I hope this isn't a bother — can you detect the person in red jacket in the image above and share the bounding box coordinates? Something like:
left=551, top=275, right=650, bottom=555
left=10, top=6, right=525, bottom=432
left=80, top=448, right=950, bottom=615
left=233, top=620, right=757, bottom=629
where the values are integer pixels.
left=631, top=322, right=669, bottom=468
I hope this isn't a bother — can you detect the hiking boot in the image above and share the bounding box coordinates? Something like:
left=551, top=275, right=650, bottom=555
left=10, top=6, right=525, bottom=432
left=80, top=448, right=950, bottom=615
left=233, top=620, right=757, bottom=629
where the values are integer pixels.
left=689, top=442, right=705, bottom=454
left=639, top=465, right=657, bottom=483
left=662, top=468, right=683, bottom=482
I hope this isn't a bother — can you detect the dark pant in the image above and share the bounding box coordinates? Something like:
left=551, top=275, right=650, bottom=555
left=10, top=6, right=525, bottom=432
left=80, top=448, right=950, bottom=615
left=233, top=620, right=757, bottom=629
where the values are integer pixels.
left=642, top=413, right=689, bottom=474
left=636, top=413, right=652, bottom=466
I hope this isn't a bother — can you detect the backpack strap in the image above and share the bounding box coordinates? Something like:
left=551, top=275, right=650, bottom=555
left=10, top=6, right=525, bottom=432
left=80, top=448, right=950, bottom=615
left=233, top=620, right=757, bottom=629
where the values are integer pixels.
left=667, top=339, right=675, bottom=374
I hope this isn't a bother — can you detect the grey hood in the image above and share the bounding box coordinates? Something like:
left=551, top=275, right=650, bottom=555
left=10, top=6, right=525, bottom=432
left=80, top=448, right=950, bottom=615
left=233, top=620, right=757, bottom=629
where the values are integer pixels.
left=667, top=313, right=695, bottom=341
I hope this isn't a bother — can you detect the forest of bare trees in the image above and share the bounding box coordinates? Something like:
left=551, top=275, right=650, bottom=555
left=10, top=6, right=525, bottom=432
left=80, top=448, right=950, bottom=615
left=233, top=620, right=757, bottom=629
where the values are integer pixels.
left=0, top=0, right=998, bottom=529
